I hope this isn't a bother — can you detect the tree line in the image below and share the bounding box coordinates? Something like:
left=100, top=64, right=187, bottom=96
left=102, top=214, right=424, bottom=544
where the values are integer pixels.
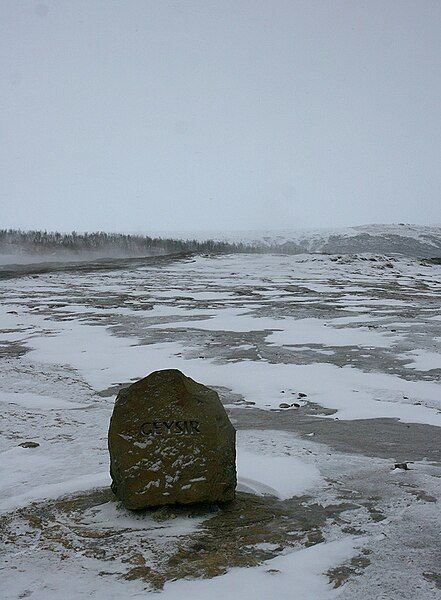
left=0, top=229, right=256, bottom=257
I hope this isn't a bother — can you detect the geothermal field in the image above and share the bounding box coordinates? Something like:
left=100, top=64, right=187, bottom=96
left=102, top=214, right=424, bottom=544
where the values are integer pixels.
left=1, top=250, right=440, bottom=599
left=3, top=0, right=441, bottom=597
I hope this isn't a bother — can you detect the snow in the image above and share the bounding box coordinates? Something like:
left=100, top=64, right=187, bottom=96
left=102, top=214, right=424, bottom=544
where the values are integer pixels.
left=237, top=446, right=323, bottom=499
left=403, top=349, right=440, bottom=371
left=2, top=253, right=439, bottom=426
left=153, top=311, right=396, bottom=348
left=141, top=223, right=441, bottom=251
left=1, top=251, right=440, bottom=599
left=159, top=537, right=363, bottom=600
left=0, top=470, right=111, bottom=514
left=0, top=391, right=85, bottom=410
left=1, top=536, right=363, bottom=600
left=81, top=500, right=205, bottom=535
left=21, top=320, right=441, bottom=425
left=266, top=317, right=395, bottom=348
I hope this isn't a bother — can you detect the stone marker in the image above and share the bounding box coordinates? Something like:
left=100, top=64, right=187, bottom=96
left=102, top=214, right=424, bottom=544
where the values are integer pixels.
left=108, top=369, right=236, bottom=509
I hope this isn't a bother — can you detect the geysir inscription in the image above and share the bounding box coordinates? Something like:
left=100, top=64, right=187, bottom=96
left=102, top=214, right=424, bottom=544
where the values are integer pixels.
left=108, top=369, right=237, bottom=509
left=141, top=420, right=200, bottom=436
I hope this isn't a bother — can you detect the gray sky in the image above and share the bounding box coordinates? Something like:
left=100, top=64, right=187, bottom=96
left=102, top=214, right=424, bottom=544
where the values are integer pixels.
left=1, top=0, right=440, bottom=232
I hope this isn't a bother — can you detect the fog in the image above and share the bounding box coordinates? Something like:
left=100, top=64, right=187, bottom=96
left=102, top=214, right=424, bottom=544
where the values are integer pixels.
left=1, top=1, right=440, bottom=232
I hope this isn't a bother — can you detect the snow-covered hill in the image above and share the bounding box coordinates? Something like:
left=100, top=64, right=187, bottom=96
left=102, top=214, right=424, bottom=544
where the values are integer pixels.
left=145, top=224, right=441, bottom=257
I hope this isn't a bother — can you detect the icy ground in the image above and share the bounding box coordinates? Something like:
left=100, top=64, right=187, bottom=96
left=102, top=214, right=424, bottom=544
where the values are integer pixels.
left=0, top=252, right=440, bottom=599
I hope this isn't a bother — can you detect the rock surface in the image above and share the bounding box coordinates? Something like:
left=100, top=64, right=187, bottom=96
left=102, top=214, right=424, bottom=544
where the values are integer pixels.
left=108, top=369, right=236, bottom=509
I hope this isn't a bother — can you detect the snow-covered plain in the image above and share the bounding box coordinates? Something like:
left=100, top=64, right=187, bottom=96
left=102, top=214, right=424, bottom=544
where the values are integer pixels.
left=0, top=252, right=440, bottom=599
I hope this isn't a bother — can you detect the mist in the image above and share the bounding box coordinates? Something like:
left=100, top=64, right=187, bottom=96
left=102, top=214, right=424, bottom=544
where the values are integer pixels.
left=1, top=0, right=441, bottom=233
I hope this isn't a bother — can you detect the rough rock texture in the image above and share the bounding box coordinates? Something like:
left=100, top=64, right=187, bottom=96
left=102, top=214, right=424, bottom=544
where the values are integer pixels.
left=108, top=369, right=236, bottom=509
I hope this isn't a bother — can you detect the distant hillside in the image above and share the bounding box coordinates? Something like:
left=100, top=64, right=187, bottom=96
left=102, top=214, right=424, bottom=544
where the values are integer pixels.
left=147, top=224, right=441, bottom=257
left=252, top=224, right=441, bottom=257
left=1, top=224, right=440, bottom=262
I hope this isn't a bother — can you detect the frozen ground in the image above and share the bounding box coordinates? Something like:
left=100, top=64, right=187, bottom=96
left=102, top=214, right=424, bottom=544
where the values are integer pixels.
left=0, top=252, right=440, bottom=599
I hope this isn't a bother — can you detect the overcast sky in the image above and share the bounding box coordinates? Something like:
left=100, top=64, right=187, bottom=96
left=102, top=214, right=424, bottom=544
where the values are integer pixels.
left=1, top=1, right=440, bottom=233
